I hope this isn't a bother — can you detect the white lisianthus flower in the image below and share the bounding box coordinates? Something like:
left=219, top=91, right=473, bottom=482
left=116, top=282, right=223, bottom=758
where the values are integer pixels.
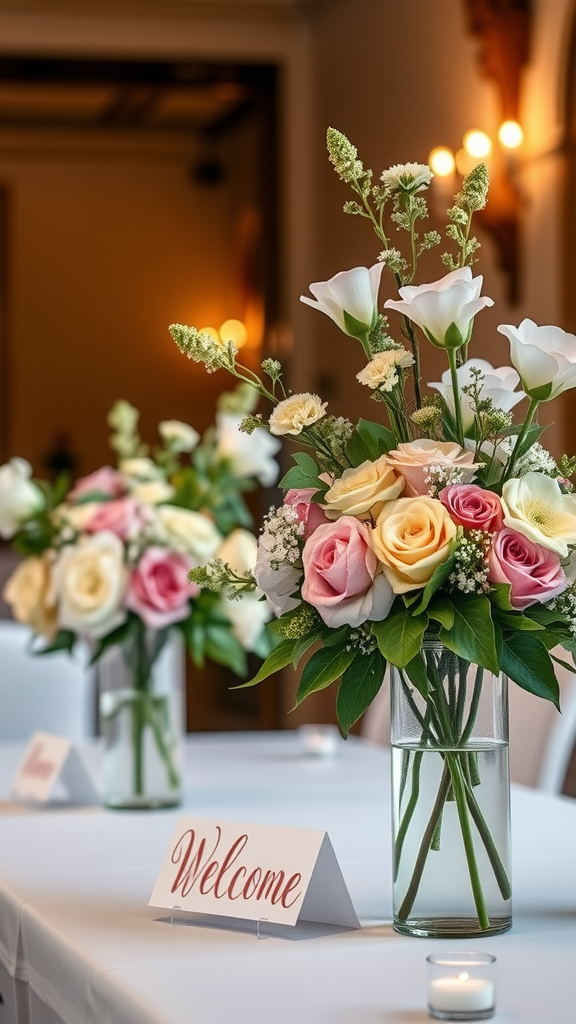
left=153, top=505, right=222, bottom=561
left=300, top=264, right=384, bottom=338
left=120, top=457, right=161, bottom=481
left=497, top=319, right=576, bottom=400
left=380, top=162, right=433, bottom=193
left=356, top=348, right=414, bottom=391
left=385, top=267, right=493, bottom=350
left=429, top=359, right=526, bottom=432
left=0, top=458, right=45, bottom=539
left=51, top=531, right=128, bottom=639
left=158, top=419, right=200, bottom=452
left=501, top=473, right=576, bottom=557
left=269, top=393, right=327, bottom=436
left=216, top=412, right=280, bottom=486
left=217, top=529, right=272, bottom=651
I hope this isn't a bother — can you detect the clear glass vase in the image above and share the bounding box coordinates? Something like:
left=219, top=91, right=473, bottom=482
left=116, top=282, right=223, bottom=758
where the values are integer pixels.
left=390, top=636, right=512, bottom=938
left=98, top=628, right=184, bottom=809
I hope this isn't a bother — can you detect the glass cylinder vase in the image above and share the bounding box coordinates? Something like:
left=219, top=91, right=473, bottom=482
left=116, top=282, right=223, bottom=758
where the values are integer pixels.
left=390, top=636, right=512, bottom=938
left=98, top=628, right=184, bottom=809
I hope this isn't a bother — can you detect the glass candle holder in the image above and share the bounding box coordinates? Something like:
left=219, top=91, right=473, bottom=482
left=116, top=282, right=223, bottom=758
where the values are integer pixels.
left=298, top=724, right=340, bottom=757
left=427, top=952, right=496, bottom=1021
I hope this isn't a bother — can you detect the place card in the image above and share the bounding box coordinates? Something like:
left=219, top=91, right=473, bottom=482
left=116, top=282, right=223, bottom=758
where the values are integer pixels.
left=149, top=816, right=360, bottom=929
left=11, top=731, right=98, bottom=805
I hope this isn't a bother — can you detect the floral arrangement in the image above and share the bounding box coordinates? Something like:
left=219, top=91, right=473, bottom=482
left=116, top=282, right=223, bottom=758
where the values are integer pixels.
left=170, top=129, right=576, bottom=737
left=169, top=127, right=576, bottom=929
left=0, top=390, right=280, bottom=675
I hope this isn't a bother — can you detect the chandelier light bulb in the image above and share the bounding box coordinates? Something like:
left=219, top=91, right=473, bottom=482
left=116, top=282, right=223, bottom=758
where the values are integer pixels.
left=463, top=129, right=492, bottom=159
left=428, top=147, right=456, bottom=177
left=219, top=318, right=247, bottom=348
left=498, top=120, right=524, bottom=149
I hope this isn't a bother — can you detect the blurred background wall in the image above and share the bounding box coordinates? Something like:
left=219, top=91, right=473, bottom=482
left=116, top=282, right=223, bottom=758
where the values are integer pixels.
left=0, top=0, right=574, bottom=748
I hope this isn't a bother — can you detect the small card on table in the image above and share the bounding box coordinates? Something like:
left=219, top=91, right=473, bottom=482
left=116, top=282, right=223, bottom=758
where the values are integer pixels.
left=11, top=731, right=98, bottom=805
left=149, top=816, right=360, bottom=929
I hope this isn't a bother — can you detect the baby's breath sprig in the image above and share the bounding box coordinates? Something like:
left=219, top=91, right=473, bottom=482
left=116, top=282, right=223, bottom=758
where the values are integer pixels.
left=188, top=559, right=257, bottom=597
left=448, top=529, right=491, bottom=595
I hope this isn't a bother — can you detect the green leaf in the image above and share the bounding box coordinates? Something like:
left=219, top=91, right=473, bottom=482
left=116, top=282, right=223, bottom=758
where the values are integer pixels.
left=494, top=611, right=543, bottom=631
left=500, top=632, right=560, bottom=709
left=346, top=418, right=397, bottom=465
left=292, top=630, right=323, bottom=666
left=489, top=583, right=514, bottom=611
left=235, top=637, right=299, bottom=689
left=410, top=543, right=457, bottom=615
left=336, top=651, right=386, bottom=738
left=34, top=629, right=76, bottom=657
left=294, top=646, right=356, bottom=706
left=321, top=624, right=351, bottom=647
left=439, top=595, right=499, bottom=674
left=372, top=605, right=428, bottom=667
left=205, top=625, right=247, bottom=677
left=90, top=615, right=140, bottom=664
left=279, top=452, right=322, bottom=490
left=427, top=598, right=455, bottom=631
left=403, top=651, right=430, bottom=699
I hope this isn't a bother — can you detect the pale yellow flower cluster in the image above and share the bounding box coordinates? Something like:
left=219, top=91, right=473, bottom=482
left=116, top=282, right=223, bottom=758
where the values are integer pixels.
left=356, top=349, right=415, bottom=391
left=268, top=393, right=328, bottom=436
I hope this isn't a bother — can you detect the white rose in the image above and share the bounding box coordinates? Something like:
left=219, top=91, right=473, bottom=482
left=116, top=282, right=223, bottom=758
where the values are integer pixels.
left=120, top=457, right=161, bottom=481
left=154, top=505, right=222, bottom=561
left=385, top=267, right=493, bottom=349
left=0, top=458, right=45, bottom=539
left=216, top=413, right=280, bottom=486
left=217, top=529, right=258, bottom=574
left=159, top=419, right=200, bottom=452
left=497, top=319, right=576, bottom=400
left=501, top=473, right=576, bottom=558
left=253, top=539, right=301, bottom=617
left=52, top=531, right=127, bottom=639
left=220, top=590, right=272, bottom=653
left=130, top=481, right=175, bottom=506
left=269, top=393, right=327, bottom=436
left=429, top=359, right=526, bottom=432
left=300, top=263, right=384, bottom=337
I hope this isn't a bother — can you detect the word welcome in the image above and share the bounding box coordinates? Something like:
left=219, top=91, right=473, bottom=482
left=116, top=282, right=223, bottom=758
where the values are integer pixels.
left=170, top=826, right=302, bottom=908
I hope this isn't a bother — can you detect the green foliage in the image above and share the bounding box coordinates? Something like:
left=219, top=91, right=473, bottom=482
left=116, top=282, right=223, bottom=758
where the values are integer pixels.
left=346, top=418, right=397, bottom=464
left=336, top=650, right=386, bottom=737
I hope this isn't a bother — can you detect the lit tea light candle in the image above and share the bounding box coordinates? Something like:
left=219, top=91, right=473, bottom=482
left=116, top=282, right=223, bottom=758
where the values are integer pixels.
left=298, top=724, right=340, bottom=757
left=427, top=953, right=496, bottom=1021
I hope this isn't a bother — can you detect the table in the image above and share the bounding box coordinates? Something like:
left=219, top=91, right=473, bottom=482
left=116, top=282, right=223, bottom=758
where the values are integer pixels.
left=0, top=732, right=575, bottom=1024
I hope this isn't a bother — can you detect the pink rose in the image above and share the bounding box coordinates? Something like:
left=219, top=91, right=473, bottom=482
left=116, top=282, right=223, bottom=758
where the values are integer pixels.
left=386, top=440, right=479, bottom=496
left=488, top=527, right=567, bottom=609
left=302, top=516, right=394, bottom=628
left=69, top=466, right=126, bottom=501
left=85, top=497, right=146, bottom=541
left=284, top=488, right=329, bottom=538
left=439, top=484, right=504, bottom=532
left=126, top=547, right=195, bottom=629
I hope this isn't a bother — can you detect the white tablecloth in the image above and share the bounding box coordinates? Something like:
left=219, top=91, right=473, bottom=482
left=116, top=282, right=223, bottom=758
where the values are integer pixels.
left=0, top=732, right=575, bottom=1024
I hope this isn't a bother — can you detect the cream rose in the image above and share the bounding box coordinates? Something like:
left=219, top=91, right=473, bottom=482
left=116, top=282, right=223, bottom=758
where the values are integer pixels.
left=51, top=531, right=128, bottom=639
left=130, top=481, right=175, bottom=506
left=158, top=419, right=200, bottom=452
left=371, top=495, right=457, bottom=593
left=269, top=393, right=327, bottom=436
left=153, top=505, right=222, bottom=561
left=501, top=473, right=576, bottom=558
left=323, top=455, right=404, bottom=518
left=3, top=554, right=58, bottom=639
left=385, top=440, right=480, bottom=497
left=120, top=457, right=161, bottom=481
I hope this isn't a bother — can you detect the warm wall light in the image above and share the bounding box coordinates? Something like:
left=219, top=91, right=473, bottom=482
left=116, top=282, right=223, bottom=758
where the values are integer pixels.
left=199, top=326, right=220, bottom=342
left=219, top=318, right=247, bottom=349
left=463, top=129, right=493, bottom=159
left=428, top=146, right=456, bottom=176
left=498, top=119, right=524, bottom=149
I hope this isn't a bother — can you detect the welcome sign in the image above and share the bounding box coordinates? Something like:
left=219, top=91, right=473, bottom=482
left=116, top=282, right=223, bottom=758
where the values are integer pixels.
left=149, top=816, right=360, bottom=928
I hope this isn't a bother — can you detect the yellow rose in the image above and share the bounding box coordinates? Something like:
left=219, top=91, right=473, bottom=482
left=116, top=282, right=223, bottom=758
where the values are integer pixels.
left=3, top=554, right=58, bottom=639
left=323, top=454, right=404, bottom=519
left=371, top=495, right=457, bottom=593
